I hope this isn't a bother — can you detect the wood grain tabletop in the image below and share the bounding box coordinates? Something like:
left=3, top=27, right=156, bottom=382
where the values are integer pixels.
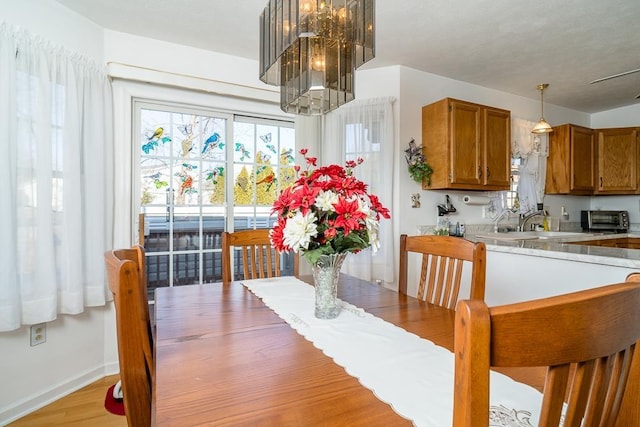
left=152, top=274, right=639, bottom=426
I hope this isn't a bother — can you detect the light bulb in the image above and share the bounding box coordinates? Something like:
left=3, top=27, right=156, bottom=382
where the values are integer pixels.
left=312, top=55, right=325, bottom=71
left=300, top=0, right=315, bottom=14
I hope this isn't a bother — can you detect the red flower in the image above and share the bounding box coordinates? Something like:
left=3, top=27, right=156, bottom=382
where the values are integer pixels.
left=368, top=194, right=391, bottom=219
left=316, top=164, right=346, bottom=180
left=269, top=148, right=391, bottom=262
left=324, top=227, right=338, bottom=240
left=289, top=183, right=320, bottom=215
left=271, top=186, right=294, bottom=216
left=269, top=218, right=288, bottom=252
left=334, top=176, right=367, bottom=198
left=333, top=198, right=367, bottom=235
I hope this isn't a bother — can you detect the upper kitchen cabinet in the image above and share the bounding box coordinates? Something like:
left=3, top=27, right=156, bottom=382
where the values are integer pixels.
left=545, top=124, right=595, bottom=195
left=595, top=127, right=639, bottom=194
left=422, top=98, right=511, bottom=190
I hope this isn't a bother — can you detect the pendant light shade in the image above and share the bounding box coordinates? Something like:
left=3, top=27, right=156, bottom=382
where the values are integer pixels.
left=259, top=0, right=375, bottom=115
left=532, top=83, right=553, bottom=134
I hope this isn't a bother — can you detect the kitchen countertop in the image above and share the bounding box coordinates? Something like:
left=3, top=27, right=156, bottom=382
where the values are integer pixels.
left=466, top=232, right=640, bottom=269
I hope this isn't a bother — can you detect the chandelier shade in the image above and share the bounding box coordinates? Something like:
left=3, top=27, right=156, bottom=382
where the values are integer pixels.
left=259, top=0, right=375, bottom=115
left=531, top=83, right=553, bottom=134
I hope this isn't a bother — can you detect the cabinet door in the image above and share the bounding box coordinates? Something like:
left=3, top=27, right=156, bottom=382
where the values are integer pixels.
left=484, top=107, right=511, bottom=188
left=545, top=124, right=571, bottom=194
left=596, top=128, right=638, bottom=193
left=571, top=126, right=596, bottom=192
left=449, top=101, right=482, bottom=186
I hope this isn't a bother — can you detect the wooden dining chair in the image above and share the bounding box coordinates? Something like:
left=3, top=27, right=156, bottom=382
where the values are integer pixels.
left=453, top=279, right=640, bottom=427
left=398, top=234, right=486, bottom=309
left=105, top=246, right=154, bottom=427
left=221, top=229, right=299, bottom=283
left=627, top=271, right=640, bottom=282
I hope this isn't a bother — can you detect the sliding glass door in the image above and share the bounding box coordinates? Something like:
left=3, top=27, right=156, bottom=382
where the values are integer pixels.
left=135, top=101, right=295, bottom=297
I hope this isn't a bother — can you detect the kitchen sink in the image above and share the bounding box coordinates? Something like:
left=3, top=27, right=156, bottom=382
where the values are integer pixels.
left=475, top=231, right=586, bottom=241
left=475, top=232, right=539, bottom=241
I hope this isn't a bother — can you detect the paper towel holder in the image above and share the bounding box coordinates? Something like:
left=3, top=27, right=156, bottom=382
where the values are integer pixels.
left=462, top=195, right=491, bottom=206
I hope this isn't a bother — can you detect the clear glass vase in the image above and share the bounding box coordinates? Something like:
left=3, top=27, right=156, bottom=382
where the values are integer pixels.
left=310, top=253, right=347, bottom=319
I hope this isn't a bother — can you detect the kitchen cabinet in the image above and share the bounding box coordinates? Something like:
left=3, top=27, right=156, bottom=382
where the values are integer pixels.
left=569, top=237, right=640, bottom=250
left=421, top=98, right=511, bottom=190
left=545, top=124, right=595, bottom=195
left=595, top=127, right=639, bottom=194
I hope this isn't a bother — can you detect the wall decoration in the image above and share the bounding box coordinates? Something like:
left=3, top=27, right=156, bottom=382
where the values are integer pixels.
left=404, top=138, right=433, bottom=185
left=411, top=193, right=421, bottom=208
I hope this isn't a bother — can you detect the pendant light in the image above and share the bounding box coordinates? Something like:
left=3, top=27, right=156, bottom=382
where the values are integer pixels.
left=259, top=0, right=375, bottom=116
left=532, top=83, right=553, bottom=134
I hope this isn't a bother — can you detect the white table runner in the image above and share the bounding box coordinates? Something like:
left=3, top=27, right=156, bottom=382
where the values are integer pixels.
left=242, top=277, right=545, bottom=427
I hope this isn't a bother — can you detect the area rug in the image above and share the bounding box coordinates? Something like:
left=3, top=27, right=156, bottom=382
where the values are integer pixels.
left=104, top=384, right=125, bottom=416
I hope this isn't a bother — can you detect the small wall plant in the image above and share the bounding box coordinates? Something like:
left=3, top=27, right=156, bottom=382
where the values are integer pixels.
left=404, top=138, right=433, bottom=186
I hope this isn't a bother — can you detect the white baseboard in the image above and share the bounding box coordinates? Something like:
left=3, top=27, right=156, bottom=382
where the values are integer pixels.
left=0, top=364, right=120, bottom=425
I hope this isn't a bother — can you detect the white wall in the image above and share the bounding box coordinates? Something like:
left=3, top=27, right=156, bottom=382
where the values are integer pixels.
left=0, top=1, right=115, bottom=424
left=104, top=30, right=274, bottom=96
left=2, top=0, right=639, bottom=423
left=0, top=0, right=104, bottom=62
left=384, top=66, right=592, bottom=235
left=1, top=3, right=291, bottom=422
left=356, top=65, right=594, bottom=278
left=591, top=104, right=640, bottom=128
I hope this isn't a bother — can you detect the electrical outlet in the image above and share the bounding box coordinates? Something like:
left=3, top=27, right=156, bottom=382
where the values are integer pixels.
left=30, top=323, right=46, bottom=346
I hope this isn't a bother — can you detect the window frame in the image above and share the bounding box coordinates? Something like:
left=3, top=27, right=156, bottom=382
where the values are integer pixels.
left=133, top=98, right=296, bottom=291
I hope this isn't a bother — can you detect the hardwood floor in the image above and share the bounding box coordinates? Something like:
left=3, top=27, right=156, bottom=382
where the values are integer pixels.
left=8, top=375, right=127, bottom=427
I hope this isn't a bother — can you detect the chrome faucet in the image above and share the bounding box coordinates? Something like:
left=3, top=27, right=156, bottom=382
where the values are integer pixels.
left=518, top=210, right=546, bottom=231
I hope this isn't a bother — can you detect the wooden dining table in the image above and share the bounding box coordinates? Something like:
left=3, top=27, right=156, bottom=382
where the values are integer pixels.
left=152, top=274, right=640, bottom=426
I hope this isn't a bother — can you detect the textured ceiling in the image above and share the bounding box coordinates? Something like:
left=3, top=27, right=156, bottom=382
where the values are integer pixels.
left=55, top=0, right=640, bottom=113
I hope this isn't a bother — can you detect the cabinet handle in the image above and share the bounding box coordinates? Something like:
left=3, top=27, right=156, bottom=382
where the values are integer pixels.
left=600, top=176, right=603, bottom=189
left=477, top=166, right=482, bottom=179
left=486, top=167, right=490, bottom=179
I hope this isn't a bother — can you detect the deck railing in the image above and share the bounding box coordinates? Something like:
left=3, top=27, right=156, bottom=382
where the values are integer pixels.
left=142, top=216, right=294, bottom=300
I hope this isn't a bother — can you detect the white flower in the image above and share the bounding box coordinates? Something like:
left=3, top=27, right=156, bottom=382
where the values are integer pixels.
left=356, top=197, right=381, bottom=252
left=356, top=197, right=372, bottom=215
left=283, top=211, right=318, bottom=252
left=367, top=219, right=381, bottom=253
left=315, top=190, right=339, bottom=212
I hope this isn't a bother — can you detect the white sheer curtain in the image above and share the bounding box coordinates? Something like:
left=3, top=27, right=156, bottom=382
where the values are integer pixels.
left=512, top=117, right=549, bottom=213
left=0, top=23, right=114, bottom=332
left=323, top=97, right=395, bottom=286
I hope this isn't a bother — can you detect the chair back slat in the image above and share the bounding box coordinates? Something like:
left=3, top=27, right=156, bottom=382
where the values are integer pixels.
left=539, top=365, right=570, bottom=425
left=104, top=246, right=153, bottom=427
left=222, top=229, right=297, bottom=283
left=449, top=258, right=464, bottom=304
left=454, top=279, right=640, bottom=427
left=400, top=234, right=486, bottom=310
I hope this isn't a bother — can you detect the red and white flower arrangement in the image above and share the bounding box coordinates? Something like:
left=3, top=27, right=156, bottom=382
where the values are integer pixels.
left=270, top=149, right=391, bottom=265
